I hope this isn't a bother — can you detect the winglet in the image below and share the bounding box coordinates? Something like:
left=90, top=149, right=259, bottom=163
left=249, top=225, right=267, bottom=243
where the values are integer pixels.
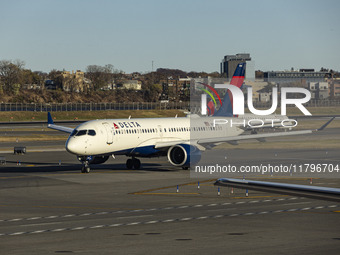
left=47, top=112, right=54, bottom=125
left=317, top=117, right=335, bottom=131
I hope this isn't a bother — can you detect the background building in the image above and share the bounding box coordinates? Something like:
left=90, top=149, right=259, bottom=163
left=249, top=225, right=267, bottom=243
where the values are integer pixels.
left=328, top=78, right=340, bottom=97
left=220, top=53, right=251, bottom=79
left=263, top=69, right=329, bottom=84
left=308, top=82, right=329, bottom=99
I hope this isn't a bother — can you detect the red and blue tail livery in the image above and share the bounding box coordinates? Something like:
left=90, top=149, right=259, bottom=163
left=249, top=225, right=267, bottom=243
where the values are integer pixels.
left=214, top=62, right=246, bottom=117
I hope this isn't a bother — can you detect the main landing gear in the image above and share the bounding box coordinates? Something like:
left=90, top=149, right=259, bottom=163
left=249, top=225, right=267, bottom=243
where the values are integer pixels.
left=126, top=158, right=141, bottom=169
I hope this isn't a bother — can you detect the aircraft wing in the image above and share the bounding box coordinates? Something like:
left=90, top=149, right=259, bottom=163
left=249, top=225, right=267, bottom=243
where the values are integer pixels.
left=154, top=117, right=334, bottom=149
left=214, top=178, right=340, bottom=202
left=154, top=130, right=312, bottom=149
left=47, top=112, right=74, bottom=133
left=197, top=130, right=312, bottom=144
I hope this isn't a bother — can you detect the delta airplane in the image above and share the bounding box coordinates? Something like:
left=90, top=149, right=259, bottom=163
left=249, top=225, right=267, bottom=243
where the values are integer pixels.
left=47, top=64, right=332, bottom=173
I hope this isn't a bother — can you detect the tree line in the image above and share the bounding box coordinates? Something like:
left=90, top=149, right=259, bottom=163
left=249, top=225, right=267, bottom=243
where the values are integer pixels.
left=0, top=59, right=221, bottom=103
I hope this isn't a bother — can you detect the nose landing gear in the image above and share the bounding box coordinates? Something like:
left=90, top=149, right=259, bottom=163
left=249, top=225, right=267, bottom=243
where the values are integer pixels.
left=126, top=158, right=141, bottom=169
left=81, top=161, right=91, bottom=173
left=78, top=156, right=91, bottom=173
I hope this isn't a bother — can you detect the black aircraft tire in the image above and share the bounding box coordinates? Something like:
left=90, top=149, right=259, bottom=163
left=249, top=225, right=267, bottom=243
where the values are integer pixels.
left=126, top=159, right=133, bottom=169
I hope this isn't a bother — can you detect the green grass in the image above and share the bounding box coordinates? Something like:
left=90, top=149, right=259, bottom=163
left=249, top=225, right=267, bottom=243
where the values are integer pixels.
left=0, top=110, right=186, bottom=122
left=0, top=106, right=339, bottom=122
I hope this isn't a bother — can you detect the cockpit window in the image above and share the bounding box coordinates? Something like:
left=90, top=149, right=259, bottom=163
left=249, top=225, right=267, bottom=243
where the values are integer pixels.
left=76, top=130, right=87, bottom=136
left=71, top=129, right=96, bottom=137
left=88, top=130, right=96, bottom=136
left=70, top=129, right=78, bottom=136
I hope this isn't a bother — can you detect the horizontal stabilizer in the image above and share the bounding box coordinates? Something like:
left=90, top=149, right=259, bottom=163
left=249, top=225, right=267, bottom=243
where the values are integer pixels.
left=47, top=112, right=74, bottom=134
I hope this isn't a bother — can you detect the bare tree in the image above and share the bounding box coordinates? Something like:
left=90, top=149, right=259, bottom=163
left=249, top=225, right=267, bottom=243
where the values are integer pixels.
left=86, top=64, right=120, bottom=90
left=0, top=59, right=25, bottom=92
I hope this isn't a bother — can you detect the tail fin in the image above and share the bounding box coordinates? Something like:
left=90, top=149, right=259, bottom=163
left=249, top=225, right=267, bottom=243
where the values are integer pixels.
left=214, top=62, right=246, bottom=117
left=47, top=112, right=54, bottom=125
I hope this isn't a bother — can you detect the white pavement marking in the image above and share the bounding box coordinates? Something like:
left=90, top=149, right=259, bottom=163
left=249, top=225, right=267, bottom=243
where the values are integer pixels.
left=315, top=206, right=325, bottom=209
left=109, top=224, right=122, bottom=227
left=145, top=220, right=158, bottom=224
left=46, top=216, right=58, bottom=219
left=31, top=230, right=47, bottom=234
left=9, top=232, right=25, bottom=236
left=8, top=219, right=23, bottom=222
left=213, top=215, right=223, bottom=218
left=63, top=214, right=75, bottom=218
left=1, top=197, right=306, bottom=223
left=243, top=212, right=255, bottom=216
left=127, top=222, right=140, bottom=226
left=71, top=227, right=86, bottom=231
left=162, top=219, right=175, bottom=222
left=90, top=225, right=104, bottom=229
left=52, top=228, right=66, bottom=232
left=0, top=203, right=335, bottom=237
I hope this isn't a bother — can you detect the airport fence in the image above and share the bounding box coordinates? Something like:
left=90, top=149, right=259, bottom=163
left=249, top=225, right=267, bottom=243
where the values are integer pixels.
left=0, top=101, right=191, bottom=112
left=0, top=100, right=339, bottom=112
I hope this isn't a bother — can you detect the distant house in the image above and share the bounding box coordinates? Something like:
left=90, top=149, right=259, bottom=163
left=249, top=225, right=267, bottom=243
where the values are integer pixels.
left=62, top=70, right=89, bottom=92
left=22, top=84, right=41, bottom=90
left=45, top=80, right=60, bottom=90
left=116, top=80, right=142, bottom=90
left=257, top=87, right=272, bottom=102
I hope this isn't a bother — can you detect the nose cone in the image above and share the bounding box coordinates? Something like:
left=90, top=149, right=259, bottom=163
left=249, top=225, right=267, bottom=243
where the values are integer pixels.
left=66, top=138, right=85, bottom=155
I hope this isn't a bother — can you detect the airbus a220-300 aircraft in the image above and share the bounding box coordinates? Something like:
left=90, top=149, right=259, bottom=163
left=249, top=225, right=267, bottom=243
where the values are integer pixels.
left=47, top=64, right=333, bottom=173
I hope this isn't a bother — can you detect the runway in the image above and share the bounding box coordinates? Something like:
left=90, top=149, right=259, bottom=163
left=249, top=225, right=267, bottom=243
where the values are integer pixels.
left=0, top=123, right=339, bottom=254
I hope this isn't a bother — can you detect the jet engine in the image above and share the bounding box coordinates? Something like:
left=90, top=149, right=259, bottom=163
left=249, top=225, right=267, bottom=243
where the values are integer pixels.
left=167, top=144, right=201, bottom=167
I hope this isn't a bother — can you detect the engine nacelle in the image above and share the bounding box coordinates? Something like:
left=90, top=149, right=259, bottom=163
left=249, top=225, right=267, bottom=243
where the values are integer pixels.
left=167, top=144, right=201, bottom=167
left=78, top=155, right=109, bottom=164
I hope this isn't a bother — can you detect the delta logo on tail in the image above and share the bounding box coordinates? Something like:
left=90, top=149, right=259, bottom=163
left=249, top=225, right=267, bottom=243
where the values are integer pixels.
left=198, top=62, right=246, bottom=117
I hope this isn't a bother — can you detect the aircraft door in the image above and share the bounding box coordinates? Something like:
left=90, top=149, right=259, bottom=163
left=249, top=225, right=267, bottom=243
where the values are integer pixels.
left=158, top=125, right=163, bottom=138
left=102, top=122, right=113, bottom=144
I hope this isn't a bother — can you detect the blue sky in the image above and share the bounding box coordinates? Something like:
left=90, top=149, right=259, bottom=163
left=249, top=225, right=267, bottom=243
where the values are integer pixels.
left=1, top=0, right=339, bottom=73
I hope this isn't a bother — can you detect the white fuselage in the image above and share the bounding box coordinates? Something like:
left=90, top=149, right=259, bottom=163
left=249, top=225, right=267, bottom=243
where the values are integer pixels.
left=65, top=116, right=243, bottom=157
